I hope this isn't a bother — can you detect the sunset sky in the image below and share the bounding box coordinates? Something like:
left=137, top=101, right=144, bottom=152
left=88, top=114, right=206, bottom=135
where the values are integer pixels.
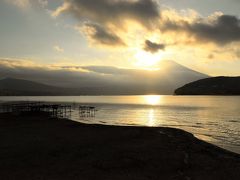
left=0, top=0, right=240, bottom=76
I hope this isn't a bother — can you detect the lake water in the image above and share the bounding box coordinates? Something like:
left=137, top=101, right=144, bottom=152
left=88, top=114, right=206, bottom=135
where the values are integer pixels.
left=0, top=95, right=239, bottom=154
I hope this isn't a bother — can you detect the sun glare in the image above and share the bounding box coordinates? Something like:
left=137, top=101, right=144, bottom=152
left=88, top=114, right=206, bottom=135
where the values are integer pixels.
left=144, top=95, right=161, bottom=105
left=134, top=51, right=161, bottom=70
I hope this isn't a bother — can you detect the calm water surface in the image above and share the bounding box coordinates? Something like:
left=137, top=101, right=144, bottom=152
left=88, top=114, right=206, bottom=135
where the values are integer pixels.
left=0, top=95, right=239, bottom=154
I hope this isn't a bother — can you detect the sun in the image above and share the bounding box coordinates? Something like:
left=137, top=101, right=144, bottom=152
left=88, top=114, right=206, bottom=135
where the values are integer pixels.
left=134, top=50, right=162, bottom=70
left=144, top=95, right=161, bottom=105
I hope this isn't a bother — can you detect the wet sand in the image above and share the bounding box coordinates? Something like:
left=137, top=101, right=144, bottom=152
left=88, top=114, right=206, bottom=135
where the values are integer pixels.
left=0, top=112, right=239, bottom=180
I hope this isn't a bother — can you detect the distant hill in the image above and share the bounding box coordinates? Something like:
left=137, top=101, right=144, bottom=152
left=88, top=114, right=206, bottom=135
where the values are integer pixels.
left=0, top=78, right=69, bottom=96
left=0, top=61, right=209, bottom=95
left=174, top=76, right=240, bottom=95
left=73, top=60, right=209, bottom=95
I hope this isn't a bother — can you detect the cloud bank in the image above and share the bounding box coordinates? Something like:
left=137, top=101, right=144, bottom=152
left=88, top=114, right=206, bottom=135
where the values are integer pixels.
left=51, top=0, right=240, bottom=54
left=52, top=0, right=160, bottom=28
left=52, top=0, right=160, bottom=47
left=162, top=14, right=240, bottom=45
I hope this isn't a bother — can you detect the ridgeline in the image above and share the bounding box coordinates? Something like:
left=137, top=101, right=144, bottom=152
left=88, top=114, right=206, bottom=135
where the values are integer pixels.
left=175, top=77, right=240, bottom=95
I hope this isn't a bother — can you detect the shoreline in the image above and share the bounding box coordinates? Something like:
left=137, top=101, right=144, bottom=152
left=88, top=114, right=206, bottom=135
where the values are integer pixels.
left=0, top=112, right=239, bottom=180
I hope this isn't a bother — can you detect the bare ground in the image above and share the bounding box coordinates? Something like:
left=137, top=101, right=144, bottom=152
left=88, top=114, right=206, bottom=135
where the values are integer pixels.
left=0, top=112, right=239, bottom=180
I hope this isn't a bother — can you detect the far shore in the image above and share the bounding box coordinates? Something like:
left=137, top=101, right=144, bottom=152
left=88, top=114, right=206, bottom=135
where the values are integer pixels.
left=0, top=112, right=239, bottom=180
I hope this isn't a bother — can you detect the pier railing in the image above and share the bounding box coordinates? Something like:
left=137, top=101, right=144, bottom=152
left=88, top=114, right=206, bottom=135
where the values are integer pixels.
left=0, top=102, right=96, bottom=119
left=79, top=106, right=96, bottom=117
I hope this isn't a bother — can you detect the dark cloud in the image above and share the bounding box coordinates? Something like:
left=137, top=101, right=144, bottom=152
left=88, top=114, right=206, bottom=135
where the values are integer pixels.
left=162, top=15, right=240, bottom=45
left=144, top=40, right=165, bottom=53
left=55, top=0, right=160, bottom=28
left=83, top=23, right=125, bottom=46
left=54, top=1, right=240, bottom=47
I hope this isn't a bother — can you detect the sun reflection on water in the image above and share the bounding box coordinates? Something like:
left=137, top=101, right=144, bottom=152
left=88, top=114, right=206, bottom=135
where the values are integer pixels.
left=147, top=109, right=156, bottom=126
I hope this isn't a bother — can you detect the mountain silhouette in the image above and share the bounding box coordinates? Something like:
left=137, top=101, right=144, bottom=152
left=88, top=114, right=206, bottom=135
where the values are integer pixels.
left=175, top=76, right=240, bottom=95
left=0, top=78, right=67, bottom=95
left=0, top=61, right=208, bottom=95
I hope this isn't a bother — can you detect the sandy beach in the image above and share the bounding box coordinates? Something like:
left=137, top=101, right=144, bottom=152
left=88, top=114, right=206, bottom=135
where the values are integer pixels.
left=0, top=112, right=239, bottom=180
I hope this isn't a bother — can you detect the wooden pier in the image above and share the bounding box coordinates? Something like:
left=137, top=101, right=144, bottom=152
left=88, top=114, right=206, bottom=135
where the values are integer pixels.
left=0, top=102, right=97, bottom=119
left=79, top=106, right=96, bottom=117
left=0, top=102, right=72, bottom=118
